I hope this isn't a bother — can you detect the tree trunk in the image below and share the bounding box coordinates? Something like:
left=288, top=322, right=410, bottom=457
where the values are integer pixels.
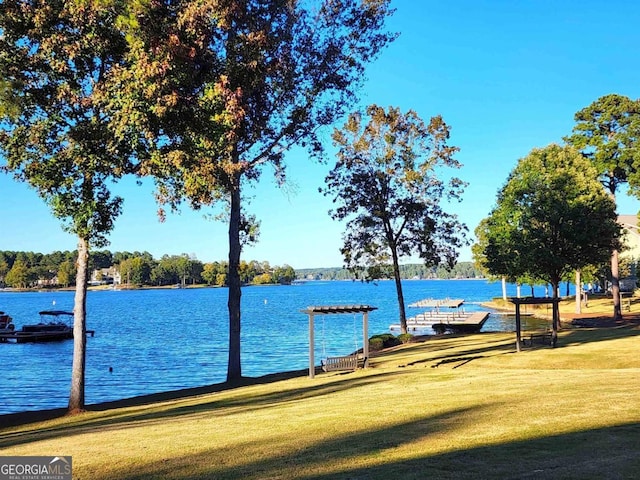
left=611, top=249, right=622, bottom=320
left=551, top=280, right=559, bottom=347
left=501, top=276, right=507, bottom=301
left=227, top=171, right=242, bottom=382
left=390, top=247, right=407, bottom=334
left=575, top=270, right=581, bottom=314
left=68, top=236, right=89, bottom=414
left=607, top=188, right=622, bottom=320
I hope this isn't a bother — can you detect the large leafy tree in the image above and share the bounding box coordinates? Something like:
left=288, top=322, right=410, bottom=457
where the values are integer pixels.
left=323, top=105, right=467, bottom=333
left=480, top=144, right=620, bottom=345
left=0, top=1, right=136, bottom=412
left=116, top=0, right=396, bottom=380
left=565, top=94, right=640, bottom=320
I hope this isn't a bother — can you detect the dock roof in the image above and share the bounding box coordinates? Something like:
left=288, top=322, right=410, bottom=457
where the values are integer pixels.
left=408, top=298, right=464, bottom=308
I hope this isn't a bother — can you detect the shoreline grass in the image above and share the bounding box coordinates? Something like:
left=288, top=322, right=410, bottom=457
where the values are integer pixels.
left=1, top=315, right=639, bottom=479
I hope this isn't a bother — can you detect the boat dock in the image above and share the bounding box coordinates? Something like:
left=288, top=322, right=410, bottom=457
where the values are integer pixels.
left=390, top=298, right=490, bottom=334
left=390, top=311, right=490, bottom=333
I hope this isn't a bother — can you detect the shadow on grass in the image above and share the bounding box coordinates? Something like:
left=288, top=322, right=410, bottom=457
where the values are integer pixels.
left=381, top=333, right=515, bottom=369
left=295, top=422, right=640, bottom=480
left=555, top=323, right=640, bottom=349
left=0, top=367, right=312, bottom=429
left=92, top=410, right=640, bottom=480
left=94, top=405, right=481, bottom=480
left=0, top=369, right=413, bottom=447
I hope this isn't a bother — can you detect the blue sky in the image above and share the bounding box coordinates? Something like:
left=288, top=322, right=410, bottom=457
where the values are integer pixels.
left=2, top=0, right=640, bottom=269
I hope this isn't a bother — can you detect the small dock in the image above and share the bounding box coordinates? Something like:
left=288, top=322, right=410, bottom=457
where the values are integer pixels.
left=390, top=312, right=490, bottom=333
left=431, top=311, right=490, bottom=333
left=391, top=297, right=490, bottom=334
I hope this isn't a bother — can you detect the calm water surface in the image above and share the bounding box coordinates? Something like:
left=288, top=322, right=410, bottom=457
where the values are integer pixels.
left=0, top=279, right=561, bottom=414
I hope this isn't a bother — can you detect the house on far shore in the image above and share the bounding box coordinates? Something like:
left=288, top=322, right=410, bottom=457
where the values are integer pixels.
left=617, top=214, right=640, bottom=291
left=89, top=267, right=121, bottom=286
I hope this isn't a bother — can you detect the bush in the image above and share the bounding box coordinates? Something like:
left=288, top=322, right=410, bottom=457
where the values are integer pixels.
left=369, top=337, right=384, bottom=351
left=397, top=333, right=413, bottom=344
left=369, top=333, right=402, bottom=351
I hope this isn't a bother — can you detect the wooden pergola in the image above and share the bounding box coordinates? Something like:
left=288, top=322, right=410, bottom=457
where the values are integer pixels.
left=300, top=305, right=377, bottom=379
left=509, top=297, right=560, bottom=351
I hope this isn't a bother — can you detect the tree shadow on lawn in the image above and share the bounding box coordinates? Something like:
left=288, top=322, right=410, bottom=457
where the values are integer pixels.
left=0, top=367, right=318, bottom=429
left=298, top=422, right=640, bottom=480
left=91, top=408, right=640, bottom=480
left=374, top=333, right=515, bottom=369
left=374, top=323, right=640, bottom=369
left=90, top=405, right=483, bottom=480
left=0, top=369, right=413, bottom=448
left=554, top=323, right=640, bottom=349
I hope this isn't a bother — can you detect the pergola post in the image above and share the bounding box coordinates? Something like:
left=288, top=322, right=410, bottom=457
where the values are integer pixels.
left=308, top=313, right=315, bottom=379
left=514, top=302, right=522, bottom=352
left=363, top=311, right=369, bottom=365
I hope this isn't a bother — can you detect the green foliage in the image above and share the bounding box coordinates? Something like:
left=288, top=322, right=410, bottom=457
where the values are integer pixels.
left=120, top=256, right=154, bottom=285
left=369, top=333, right=401, bottom=350
left=323, top=105, right=467, bottom=333
left=0, top=249, right=299, bottom=288
left=273, top=264, right=296, bottom=284
left=368, top=337, right=384, bottom=351
left=566, top=94, right=640, bottom=319
left=57, top=260, right=76, bottom=288
left=4, top=260, right=31, bottom=289
left=113, top=0, right=396, bottom=381
left=324, top=105, right=468, bottom=279
left=252, top=273, right=273, bottom=285
left=0, top=250, right=76, bottom=288
left=479, top=144, right=621, bottom=288
left=202, top=262, right=228, bottom=286
left=0, top=1, right=136, bottom=247
left=296, top=262, right=484, bottom=281
left=565, top=94, right=640, bottom=198
left=0, top=0, right=146, bottom=412
left=397, top=333, right=413, bottom=344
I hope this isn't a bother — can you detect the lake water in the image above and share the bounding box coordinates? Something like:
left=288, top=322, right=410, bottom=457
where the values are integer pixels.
left=0, top=279, right=565, bottom=415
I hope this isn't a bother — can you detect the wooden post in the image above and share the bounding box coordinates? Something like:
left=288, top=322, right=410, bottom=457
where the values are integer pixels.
left=501, top=276, right=507, bottom=301
left=308, top=313, right=315, bottom=379
left=575, top=270, right=581, bottom=314
left=363, top=311, right=369, bottom=367
left=515, top=302, right=522, bottom=352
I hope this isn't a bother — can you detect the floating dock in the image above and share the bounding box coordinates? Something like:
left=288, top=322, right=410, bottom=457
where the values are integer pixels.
left=391, top=298, right=490, bottom=334
left=390, top=311, right=490, bottom=333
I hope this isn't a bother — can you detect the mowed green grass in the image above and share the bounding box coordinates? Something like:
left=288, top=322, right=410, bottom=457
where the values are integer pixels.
left=1, top=325, right=639, bottom=479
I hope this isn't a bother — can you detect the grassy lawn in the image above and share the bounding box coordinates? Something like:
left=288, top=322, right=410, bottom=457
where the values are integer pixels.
left=1, top=318, right=639, bottom=479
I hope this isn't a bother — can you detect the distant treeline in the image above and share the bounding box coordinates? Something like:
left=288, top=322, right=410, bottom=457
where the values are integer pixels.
left=0, top=250, right=295, bottom=288
left=0, top=250, right=482, bottom=289
left=296, top=262, right=483, bottom=281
